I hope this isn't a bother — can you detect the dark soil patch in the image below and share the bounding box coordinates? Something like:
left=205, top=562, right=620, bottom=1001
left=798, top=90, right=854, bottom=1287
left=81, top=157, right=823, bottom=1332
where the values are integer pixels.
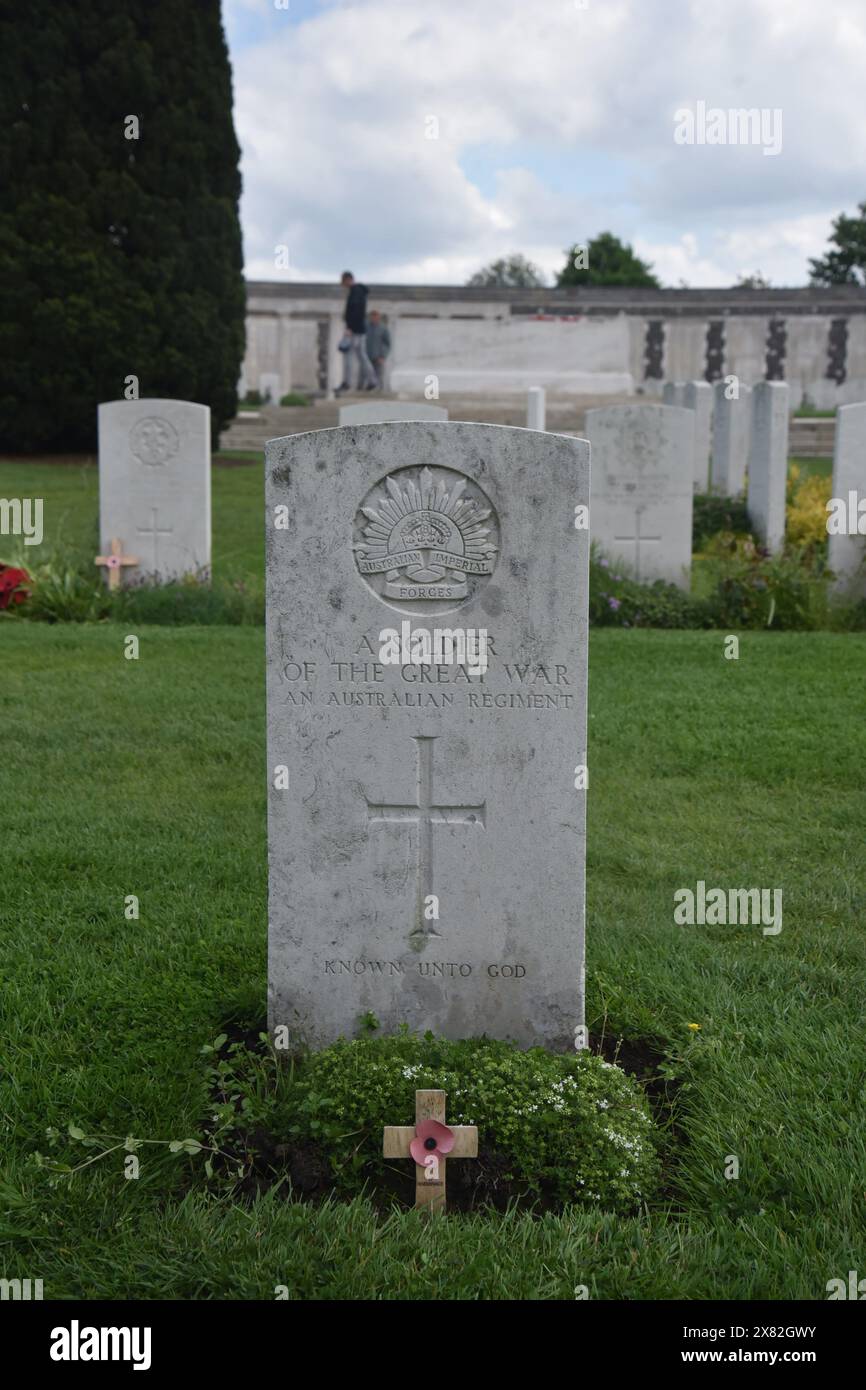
left=205, top=1020, right=683, bottom=1215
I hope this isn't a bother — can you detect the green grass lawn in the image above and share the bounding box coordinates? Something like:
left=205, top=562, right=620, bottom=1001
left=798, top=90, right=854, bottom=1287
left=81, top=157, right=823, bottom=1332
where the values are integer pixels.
left=790, top=455, right=833, bottom=480
left=1, top=623, right=864, bottom=1299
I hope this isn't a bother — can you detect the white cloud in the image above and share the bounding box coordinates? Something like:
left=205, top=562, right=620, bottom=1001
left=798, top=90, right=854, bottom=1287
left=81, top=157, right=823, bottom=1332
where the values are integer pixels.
left=636, top=212, right=838, bottom=288
left=226, top=0, right=866, bottom=286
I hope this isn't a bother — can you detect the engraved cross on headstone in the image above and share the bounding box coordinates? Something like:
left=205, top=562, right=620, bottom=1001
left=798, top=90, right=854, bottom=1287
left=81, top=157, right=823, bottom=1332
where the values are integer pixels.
left=136, top=508, right=174, bottom=571
left=364, top=735, right=485, bottom=944
left=613, top=507, right=661, bottom=582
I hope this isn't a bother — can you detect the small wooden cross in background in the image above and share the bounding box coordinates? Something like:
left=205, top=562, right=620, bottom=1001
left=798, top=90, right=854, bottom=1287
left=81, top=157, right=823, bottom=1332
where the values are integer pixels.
left=95, top=538, right=139, bottom=591
left=383, top=1089, right=478, bottom=1214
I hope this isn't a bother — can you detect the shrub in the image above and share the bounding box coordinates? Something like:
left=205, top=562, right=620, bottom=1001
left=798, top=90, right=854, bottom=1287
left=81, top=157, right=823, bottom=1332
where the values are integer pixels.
left=692, top=492, right=750, bottom=547
left=786, top=467, right=832, bottom=549
left=1, top=545, right=263, bottom=625
left=279, top=392, right=311, bottom=407
left=696, top=533, right=832, bottom=629
left=1, top=548, right=108, bottom=622
left=114, top=574, right=263, bottom=626
left=283, top=1033, right=659, bottom=1209
left=590, top=545, right=709, bottom=628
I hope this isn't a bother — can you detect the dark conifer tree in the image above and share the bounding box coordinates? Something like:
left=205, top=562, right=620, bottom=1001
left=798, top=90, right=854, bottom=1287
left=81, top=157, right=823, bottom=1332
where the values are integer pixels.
left=0, top=1, right=245, bottom=451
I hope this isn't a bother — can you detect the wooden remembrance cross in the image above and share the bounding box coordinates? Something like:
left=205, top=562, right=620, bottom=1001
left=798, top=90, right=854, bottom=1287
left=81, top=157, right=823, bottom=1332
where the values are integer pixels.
left=383, top=1090, right=478, bottom=1214
left=95, top=537, right=139, bottom=590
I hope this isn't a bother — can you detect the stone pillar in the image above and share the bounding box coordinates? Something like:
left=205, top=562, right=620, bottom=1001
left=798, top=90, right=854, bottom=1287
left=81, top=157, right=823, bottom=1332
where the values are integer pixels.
left=527, top=386, right=546, bottom=431
left=747, top=381, right=789, bottom=551
left=711, top=380, right=751, bottom=495
left=328, top=313, right=343, bottom=395
left=828, top=402, right=866, bottom=595
left=278, top=313, right=293, bottom=398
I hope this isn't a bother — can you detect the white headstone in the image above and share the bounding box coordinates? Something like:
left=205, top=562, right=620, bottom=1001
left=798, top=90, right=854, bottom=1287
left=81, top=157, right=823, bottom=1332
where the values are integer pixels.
left=585, top=404, right=694, bottom=588
left=338, top=401, right=448, bottom=426
left=266, top=420, right=590, bottom=1049
left=98, top=399, right=211, bottom=584
left=711, top=381, right=751, bottom=495
left=828, top=401, right=866, bottom=595
left=747, top=382, right=789, bottom=551
left=526, top=386, right=546, bottom=431
left=683, top=381, right=713, bottom=491
left=662, top=381, right=686, bottom=407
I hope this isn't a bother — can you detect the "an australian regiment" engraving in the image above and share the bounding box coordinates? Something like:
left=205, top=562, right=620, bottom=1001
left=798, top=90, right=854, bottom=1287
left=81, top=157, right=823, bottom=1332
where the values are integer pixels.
left=354, top=464, right=499, bottom=614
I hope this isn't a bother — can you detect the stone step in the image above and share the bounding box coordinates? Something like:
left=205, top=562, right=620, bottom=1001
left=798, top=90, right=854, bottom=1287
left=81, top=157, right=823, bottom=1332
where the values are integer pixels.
left=219, top=398, right=838, bottom=457
left=219, top=392, right=637, bottom=451
left=789, top=418, right=836, bottom=457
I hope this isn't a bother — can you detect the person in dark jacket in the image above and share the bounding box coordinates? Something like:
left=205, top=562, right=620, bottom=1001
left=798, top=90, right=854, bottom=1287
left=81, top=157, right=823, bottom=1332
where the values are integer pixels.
left=336, top=271, right=376, bottom=392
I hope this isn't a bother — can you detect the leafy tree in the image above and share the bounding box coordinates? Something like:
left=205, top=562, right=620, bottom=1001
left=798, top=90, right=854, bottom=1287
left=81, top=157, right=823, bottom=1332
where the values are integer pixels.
left=0, top=1, right=245, bottom=451
left=809, top=203, right=866, bottom=286
left=557, top=232, right=659, bottom=288
left=734, top=272, right=771, bottom=289
left=466, top=254, right=546, bottom=288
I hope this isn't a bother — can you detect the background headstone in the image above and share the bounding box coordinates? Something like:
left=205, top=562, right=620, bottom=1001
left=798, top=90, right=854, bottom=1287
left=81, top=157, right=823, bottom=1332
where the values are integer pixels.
left=683, top=380, right=713, bottom=491
left=747, top=381, right=789, bottom=551
left=711, top=381, right=751, bottom=495
left=585, top=403, right=694, bottom=588
left=664, top=380, right=711, bottom=490
left=526, top=386, right=546, bottom=431
left=828, top=401, right=866, bottom=595
left=266, top=420, right=589, bottom=1050
left=338, top=401, right=448, bottom=426
left=98, top=399, right=211, bottom=584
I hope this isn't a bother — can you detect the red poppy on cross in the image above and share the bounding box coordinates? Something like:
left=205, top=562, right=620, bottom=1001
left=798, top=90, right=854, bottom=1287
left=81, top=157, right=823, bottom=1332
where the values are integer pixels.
left=383, top=1089, right=478, bottom=1214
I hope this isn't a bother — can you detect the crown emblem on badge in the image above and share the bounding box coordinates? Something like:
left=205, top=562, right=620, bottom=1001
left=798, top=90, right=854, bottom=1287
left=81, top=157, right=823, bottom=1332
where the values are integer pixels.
left=401, top=513, right=450, bottom=549
left=354, top=465, right=499, bottom=607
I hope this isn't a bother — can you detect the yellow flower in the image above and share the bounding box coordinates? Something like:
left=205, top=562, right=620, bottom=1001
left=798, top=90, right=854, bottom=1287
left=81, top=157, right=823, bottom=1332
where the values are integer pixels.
left=686, top=1023, right=701, bottom=1032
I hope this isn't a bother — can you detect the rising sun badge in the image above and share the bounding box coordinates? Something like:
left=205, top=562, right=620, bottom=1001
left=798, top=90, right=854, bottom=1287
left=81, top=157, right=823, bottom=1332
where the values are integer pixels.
left=354, top=465, right=500, bottom=612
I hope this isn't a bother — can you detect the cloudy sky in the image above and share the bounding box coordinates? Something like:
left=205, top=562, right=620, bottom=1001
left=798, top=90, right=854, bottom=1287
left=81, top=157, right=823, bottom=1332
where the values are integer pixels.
left=223, top=0, right=866, bottom=288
